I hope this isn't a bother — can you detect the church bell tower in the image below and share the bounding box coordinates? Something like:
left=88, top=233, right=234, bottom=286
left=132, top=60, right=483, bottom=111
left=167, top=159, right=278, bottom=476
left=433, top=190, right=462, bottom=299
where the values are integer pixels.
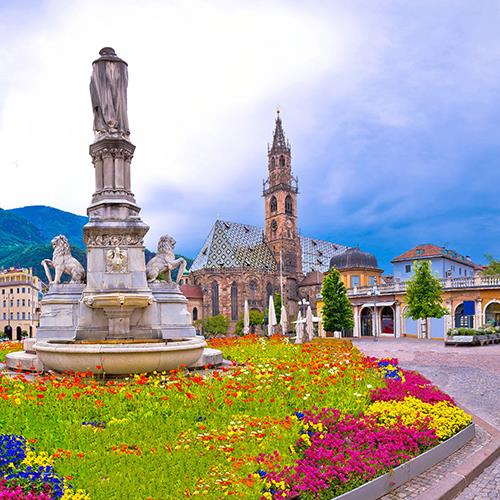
left=263, top=111, right=302, bottom=305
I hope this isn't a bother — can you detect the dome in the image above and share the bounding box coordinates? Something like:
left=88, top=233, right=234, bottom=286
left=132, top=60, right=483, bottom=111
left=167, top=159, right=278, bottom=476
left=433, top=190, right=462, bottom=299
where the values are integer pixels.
left=329, top=247, right=379, bottom=270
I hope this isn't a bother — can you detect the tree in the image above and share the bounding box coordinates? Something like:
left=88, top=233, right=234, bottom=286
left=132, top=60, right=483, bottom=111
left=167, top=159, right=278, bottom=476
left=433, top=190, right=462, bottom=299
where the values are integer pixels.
left=273, top=292, right=282, bottom=323
left=203, top=315, right=230, bottom=336
left=321, top=268, right=354, bottom=333
left=405, top=261, right=448, bottom=338
left=235, top=309, right=264, bottom=335
left=482, top=254, right=500, bottom=276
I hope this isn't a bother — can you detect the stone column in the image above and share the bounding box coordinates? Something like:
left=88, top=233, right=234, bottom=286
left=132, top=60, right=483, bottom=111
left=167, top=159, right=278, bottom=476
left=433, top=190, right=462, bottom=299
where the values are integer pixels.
left=353, top=305, right=359, bottom=337
left=394, top=302, right=401, bottom=338
left=475, top=299, right=483, bottom=328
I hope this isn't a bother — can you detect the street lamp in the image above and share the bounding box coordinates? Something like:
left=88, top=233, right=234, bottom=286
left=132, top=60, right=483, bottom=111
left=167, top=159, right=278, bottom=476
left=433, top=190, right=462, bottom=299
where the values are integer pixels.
left=298, top=297, right=309, bottom=318
left=369, top=285, right=380, bottom=342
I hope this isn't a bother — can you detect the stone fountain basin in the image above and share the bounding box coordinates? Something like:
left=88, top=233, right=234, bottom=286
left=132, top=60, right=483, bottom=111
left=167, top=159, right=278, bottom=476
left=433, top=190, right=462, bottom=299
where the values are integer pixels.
left=84, top=293, right=153, bottom=308
left=35, top=337, right=207, bottom=375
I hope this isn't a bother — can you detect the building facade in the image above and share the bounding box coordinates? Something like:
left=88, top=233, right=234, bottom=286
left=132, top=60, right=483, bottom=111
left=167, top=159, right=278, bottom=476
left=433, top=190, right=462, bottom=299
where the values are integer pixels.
left=317, top=244, right=498, bottom=339
left=188, top=112, right=349, bottom=329
left=0, top=268, right=41, bottom=338
left=392, top=244, right=478, bottom=281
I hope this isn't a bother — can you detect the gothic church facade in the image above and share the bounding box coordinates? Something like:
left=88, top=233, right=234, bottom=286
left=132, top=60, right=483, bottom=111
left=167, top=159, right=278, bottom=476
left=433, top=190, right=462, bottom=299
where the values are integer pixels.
left=187, top=112, right=349, bottom=326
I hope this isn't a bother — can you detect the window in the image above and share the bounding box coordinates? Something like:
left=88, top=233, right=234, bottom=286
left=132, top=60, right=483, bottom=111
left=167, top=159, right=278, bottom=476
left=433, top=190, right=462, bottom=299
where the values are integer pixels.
left=28, top=299, right=31, bottom=307
left=10, top=300, right=13, bottom=308
left=28, top=313, right=30, bottom=320
left=2, top=301, right=5, bottom=308
left=271, top=220, right=277, bottom=239
left=17, top=288, right=19, bottom=294
left=279, top=155, right=285, bottom=168
left=405, top=264, right=411, bottom=273
left=22, top=312, right=26, bottom=320
left=10, top=312, right=13, bottom=320
left=16, top=299, right=20, bottom=307
left=270, top=196, right=277, bottom=212
left=1, top=290, right=4, bottom=295
left=211, top=282, right=219, bottom=316
left=22, top=288, right=25, bottom=294
left=464, top=269, right=467, bottom=276
left=416, top=249, right=424, bottom=255
left=285, top=195, right=293, bottom=215
left=350, top=275, right=360, bottom=288
left=16, top=312, right=20, bottom=320
left=266, top=282, right=273, bottom=301
left=192, top=307, right=198, bottom=322
left=2, top=313, right=5, bottom=320
left=22, top=299, right=25, bottom=307
left=369, top=276, right=376, bottom=286
left=459, top=268, right=462, bottom=275
left=10, top=288, right=13, bottom=294
left=231, top=282, right=238, bottom=321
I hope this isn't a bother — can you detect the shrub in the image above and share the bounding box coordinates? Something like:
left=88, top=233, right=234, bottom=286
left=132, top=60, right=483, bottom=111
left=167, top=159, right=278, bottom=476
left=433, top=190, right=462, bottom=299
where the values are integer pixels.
left=203, top=314, right=230, bottom=336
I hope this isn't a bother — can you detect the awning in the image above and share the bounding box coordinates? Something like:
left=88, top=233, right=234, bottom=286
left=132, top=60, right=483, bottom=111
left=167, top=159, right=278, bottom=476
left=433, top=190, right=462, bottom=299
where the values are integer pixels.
left=360, top=301, right=395, bottom=308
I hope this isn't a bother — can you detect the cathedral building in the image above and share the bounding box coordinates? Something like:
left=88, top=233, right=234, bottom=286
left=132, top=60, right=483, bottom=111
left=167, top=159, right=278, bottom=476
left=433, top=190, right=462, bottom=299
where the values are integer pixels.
left=187, top=112, right=349, bottom=327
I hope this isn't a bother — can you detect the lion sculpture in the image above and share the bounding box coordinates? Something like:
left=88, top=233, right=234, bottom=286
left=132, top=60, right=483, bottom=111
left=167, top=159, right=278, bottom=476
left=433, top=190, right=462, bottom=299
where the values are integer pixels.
left=146, top=235, right=186, bottom=283
left=41, top=235, right=86, bottom=284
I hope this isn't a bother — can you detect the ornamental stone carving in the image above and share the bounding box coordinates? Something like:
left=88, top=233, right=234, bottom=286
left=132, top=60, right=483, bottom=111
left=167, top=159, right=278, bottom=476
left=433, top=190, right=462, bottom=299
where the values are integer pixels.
left=146, top=235, right=186, bottom=283
left=106, top=246, right=128, bottom=273
left=41, top=235, right=86, bottom=284
left=85, top=234, right=143, bottom=247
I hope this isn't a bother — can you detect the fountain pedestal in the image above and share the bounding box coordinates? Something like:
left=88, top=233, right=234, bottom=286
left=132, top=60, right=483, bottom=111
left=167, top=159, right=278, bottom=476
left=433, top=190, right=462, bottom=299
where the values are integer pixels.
left=27, top=47, right=208, bottom=375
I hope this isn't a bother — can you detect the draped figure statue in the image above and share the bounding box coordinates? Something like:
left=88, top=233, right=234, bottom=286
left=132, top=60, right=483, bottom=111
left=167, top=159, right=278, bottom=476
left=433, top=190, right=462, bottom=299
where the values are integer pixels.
left=90, top=47, right=130, bottom=140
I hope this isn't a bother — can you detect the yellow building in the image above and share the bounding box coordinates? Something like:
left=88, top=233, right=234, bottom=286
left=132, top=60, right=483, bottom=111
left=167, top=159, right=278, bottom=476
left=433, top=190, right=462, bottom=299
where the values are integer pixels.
left=329, top=247, right=384, bottom=289
left=0, top=268, right=41, bottom=339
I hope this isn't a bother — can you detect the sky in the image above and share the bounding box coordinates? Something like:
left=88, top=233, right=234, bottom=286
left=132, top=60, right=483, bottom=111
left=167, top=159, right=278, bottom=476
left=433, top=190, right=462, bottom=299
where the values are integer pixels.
left=0, top=0, right=499, bottom=273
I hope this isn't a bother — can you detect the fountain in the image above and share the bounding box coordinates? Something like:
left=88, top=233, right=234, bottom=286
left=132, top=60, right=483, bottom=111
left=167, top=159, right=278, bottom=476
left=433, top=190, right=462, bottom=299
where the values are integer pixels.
left=7, top=48, right=208, bottom=375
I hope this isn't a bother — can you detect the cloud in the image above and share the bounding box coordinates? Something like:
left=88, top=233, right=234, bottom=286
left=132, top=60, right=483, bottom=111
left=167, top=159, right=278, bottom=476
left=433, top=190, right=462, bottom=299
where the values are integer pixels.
left=0, top=0, right=499, bottom=271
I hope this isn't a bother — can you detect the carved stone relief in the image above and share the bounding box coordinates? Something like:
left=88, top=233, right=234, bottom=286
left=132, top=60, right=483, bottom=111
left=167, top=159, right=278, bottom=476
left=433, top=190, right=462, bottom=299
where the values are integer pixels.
left=105, top=246, right=128, bottom=273
left=86, top=234, right=143, bottom=247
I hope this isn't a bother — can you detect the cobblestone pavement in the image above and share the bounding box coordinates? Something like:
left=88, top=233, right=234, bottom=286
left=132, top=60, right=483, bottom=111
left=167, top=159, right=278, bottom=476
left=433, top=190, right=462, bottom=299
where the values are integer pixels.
left=352, top=338, right=500, bottom=498
left=455, top=456, right=500, bottom=499
left=352, top=338, right=500, bottom=429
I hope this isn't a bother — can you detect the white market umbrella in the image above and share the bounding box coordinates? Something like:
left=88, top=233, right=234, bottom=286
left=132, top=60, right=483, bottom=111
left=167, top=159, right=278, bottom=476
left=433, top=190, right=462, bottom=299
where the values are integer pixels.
left=306, top=305, right=314, bottom=341
left=295, top=311, right=304, bottom=344
left=268, top=295, right=277, bottom=336
left=243, top=299, right=250, bottom=334
left=280, top=304, right=288, bottom=335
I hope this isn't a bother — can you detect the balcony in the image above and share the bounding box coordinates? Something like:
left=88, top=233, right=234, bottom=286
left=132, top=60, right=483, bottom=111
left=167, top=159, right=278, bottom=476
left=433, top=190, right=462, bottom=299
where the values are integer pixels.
left=346, top=275, right=500, bottom=298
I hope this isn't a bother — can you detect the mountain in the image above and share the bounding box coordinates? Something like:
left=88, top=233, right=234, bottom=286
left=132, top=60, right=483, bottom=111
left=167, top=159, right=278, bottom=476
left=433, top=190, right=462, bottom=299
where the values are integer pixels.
left=8, top=206, right=87, bottom=248
left=0, top=205, right=192, bottom=281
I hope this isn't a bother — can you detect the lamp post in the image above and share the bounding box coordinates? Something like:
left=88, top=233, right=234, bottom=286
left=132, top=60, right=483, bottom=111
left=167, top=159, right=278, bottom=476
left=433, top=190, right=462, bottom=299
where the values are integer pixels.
left=370, top=285, right=380, bottom=342
left=298, top=297, right=309, bottom=318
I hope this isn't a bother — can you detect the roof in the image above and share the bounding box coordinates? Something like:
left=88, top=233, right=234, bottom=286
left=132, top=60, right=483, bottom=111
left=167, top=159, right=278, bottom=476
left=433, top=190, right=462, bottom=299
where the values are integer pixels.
left=180, top=284, right=203, bottom=299
left=190, top=220, right=348, bottom=274
left=330, top=247, right=380, bottom=271
left=299, top=270, right=324, bottom=287
left=391, top=244, right=479, bottom=267
left=190, top=220, right=277, bottom=272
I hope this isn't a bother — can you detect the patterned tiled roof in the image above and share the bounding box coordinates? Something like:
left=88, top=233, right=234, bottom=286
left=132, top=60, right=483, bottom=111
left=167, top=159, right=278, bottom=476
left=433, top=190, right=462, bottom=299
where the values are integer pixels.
left=190, top=220, right=348, bottom=274
left=190, top=220, right=277, bottom=272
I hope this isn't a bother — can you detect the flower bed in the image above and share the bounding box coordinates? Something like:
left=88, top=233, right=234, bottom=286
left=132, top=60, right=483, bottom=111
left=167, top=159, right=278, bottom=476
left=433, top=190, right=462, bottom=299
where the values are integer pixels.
left=0, top=336, right=471, bottom=499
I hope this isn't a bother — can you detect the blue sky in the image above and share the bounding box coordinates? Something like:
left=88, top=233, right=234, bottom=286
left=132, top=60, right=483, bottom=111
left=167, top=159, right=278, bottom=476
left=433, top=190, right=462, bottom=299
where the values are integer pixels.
left=0, top=0, right=499, bottom=273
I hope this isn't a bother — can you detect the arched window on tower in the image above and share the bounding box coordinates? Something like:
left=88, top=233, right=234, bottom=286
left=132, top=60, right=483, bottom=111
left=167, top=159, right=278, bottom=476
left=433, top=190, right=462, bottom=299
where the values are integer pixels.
left=231, top=282, right=238, bottom=321
left=270, top=196, right=277, bottom=212
left=279, top=155, right=285, bottom=168
left=285, top=195, right=293, bottom=215
left=271, top=157, right=275, bottom=169
left=211, top=282, right=219, bottom=316
left=192, top=307, right=198, bottom=321
left=271, top=220, right=278, bottom=239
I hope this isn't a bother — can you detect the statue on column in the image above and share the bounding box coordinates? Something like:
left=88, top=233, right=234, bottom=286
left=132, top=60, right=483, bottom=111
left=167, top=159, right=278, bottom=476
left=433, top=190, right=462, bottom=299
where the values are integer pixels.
left=90, top=47, right=130, bottom=140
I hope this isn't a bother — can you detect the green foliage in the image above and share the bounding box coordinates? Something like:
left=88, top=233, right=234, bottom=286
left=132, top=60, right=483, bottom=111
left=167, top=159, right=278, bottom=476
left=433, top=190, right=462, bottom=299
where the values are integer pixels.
left=321, top=268, right=354, bottom=333
left=482, top=254, right=500, bottom=276
left=0, top=208, right=45, bottom=246
left=203, top=314, right=230, bottom=335
left=234, top=310, right=264, bottom=335
left=274, top=292, right=282, bottom=322
left=405, top=261, right=448, bottom=320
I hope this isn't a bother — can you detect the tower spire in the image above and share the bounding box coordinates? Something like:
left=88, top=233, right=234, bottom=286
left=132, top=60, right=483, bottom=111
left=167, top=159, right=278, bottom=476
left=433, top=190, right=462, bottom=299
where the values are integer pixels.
left=271, top=107, right=290, bottom=154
